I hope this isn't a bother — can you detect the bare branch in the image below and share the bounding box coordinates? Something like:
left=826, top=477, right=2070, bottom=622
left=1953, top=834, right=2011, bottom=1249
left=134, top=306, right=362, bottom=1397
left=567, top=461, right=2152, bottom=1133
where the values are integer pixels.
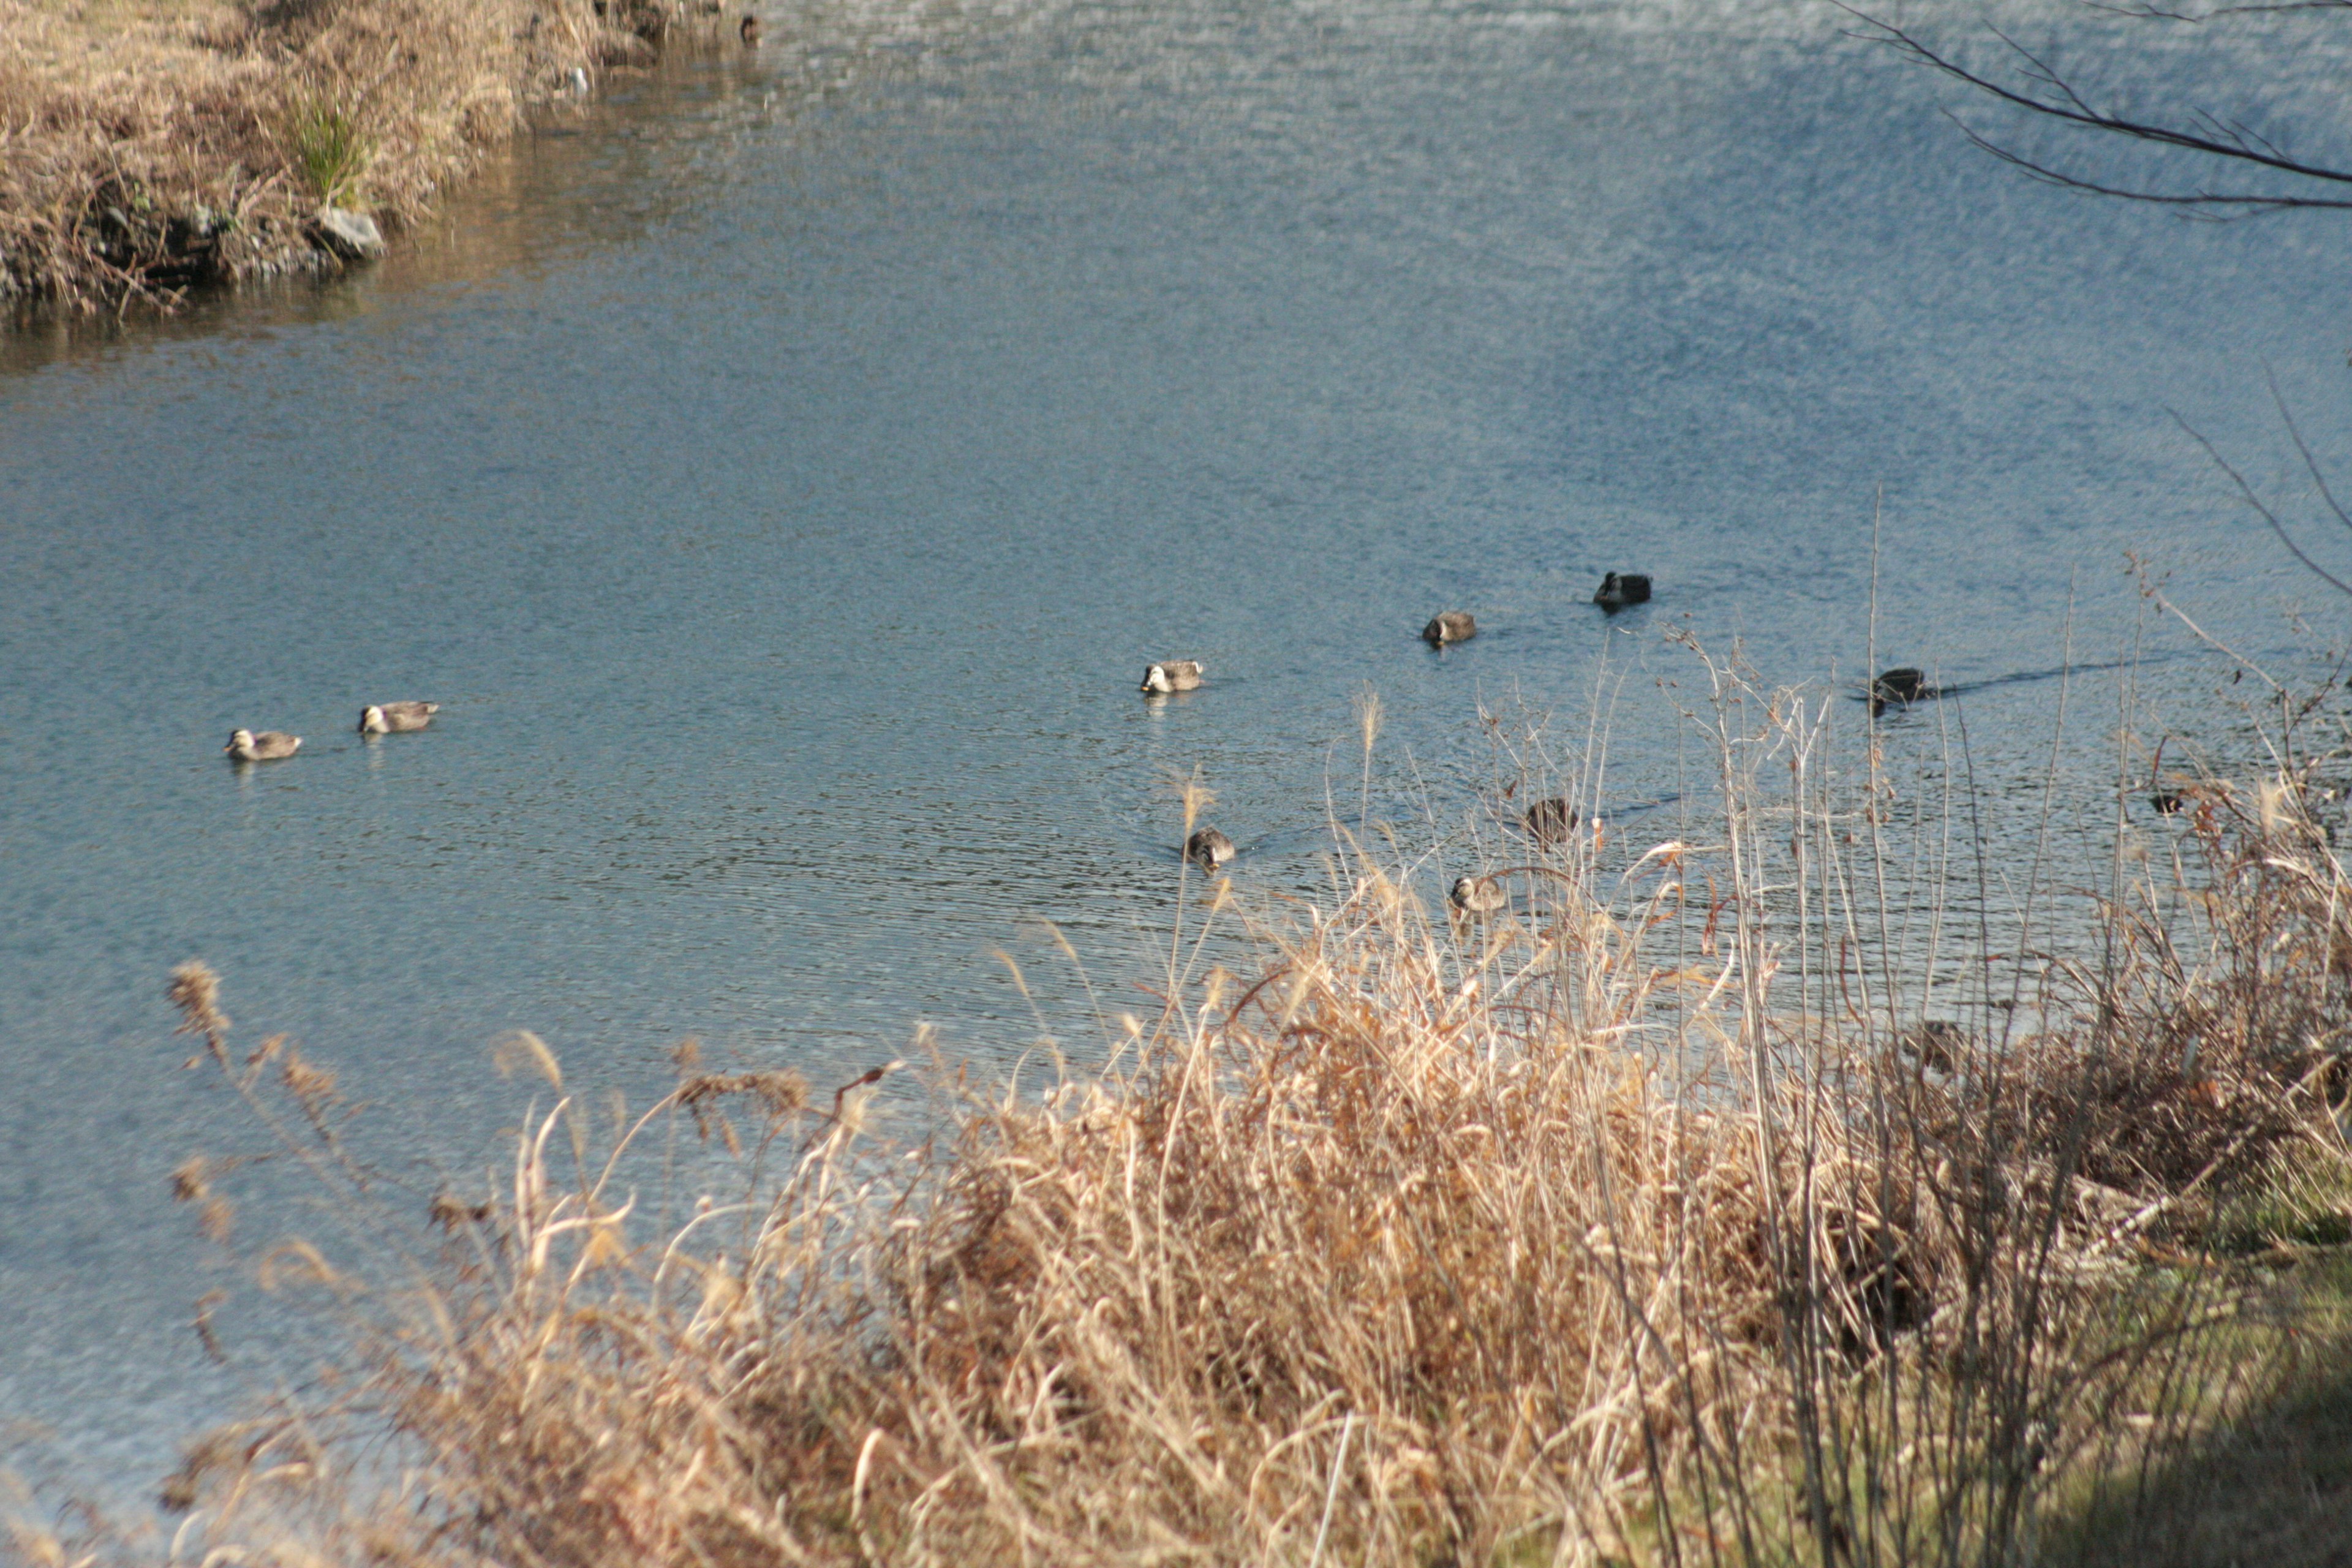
left=2171, top=408, right=2352, bottom=598
left=2147, top=589, right=2288, bottom=690
left=1949, top=115, right=2352, bottom=209
left=2263, top=366, right=2352, bottom=540
left=2087, top=0, right=2351, bottom=21
left=1844, top=6, right=2352, bottom=210
left=2218, top=113, right=2290, bottom=162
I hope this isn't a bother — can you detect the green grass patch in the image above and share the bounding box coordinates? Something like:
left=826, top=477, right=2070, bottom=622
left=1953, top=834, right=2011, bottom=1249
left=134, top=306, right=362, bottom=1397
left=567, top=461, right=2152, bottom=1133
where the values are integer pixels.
left=285, top=94, right=372, bottom=206
left=2041, top=1251, right=2352, bottom=1568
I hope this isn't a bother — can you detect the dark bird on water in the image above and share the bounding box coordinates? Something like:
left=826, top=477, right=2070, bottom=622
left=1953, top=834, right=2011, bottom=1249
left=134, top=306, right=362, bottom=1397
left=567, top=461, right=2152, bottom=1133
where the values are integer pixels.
left=1869, top=668, right=1934, bottom=715
left=1523, top=797, right=1578, bottom=846
left=1186, top=827, right=1236, bottom=869
left=1593, top=572, right=1651, bottom=611
left=2147, top=738, right=2185, bottom=815
left=1423, top=611, right=1476, bottom=646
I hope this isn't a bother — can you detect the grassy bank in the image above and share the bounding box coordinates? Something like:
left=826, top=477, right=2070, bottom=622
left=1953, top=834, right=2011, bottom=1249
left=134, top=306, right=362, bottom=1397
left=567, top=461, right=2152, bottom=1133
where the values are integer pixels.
left=0, top=0, right=689, bottom=312
left=20, top=652, right=2352, bottom=1566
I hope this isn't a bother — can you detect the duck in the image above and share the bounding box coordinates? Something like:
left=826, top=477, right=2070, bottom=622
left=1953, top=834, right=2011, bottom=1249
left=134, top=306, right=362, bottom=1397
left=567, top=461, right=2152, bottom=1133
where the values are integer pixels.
left=1449, top=874, right=1506, bottom=915
left=1896, top=1019, right=1965, bottom=1076
left=2146, top=738, right=2186, bottom=815
left=1523, top=797, right=1578, bottom=846
left=1140, top=660, right=1205, bottom=694
left=1185, top=826, right=1236, bottom=869
left=358, top=701, right=439, bottom=734
left=225, top=729, right=301, bottom=762
left=1422, top=611, right=1476, bottom=646
left=1593, top=572, right=1651, bottom=611
left=739, top=13, right=761, bottom=43
left=1869, top=668, right=1933, bottom=715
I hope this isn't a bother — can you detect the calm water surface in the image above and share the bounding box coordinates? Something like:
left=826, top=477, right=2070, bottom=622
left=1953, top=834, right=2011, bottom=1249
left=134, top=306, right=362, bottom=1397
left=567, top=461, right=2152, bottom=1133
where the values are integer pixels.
left=6, top=0, right=2352, bottom=1481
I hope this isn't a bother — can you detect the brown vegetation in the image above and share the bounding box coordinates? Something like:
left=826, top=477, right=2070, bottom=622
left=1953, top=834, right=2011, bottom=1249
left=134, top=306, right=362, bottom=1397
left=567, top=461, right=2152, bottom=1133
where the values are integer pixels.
left=0, top=0, right=672, bottom=312
left=19, top=655, right=2352, bottom=1566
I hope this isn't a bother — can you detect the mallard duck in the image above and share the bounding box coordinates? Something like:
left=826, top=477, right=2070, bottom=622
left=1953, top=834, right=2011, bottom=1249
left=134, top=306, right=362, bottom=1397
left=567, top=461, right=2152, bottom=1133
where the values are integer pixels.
left=1422, top=611, right=1476, bottom=646
left=1185, top=827, right=1236, bottom=869
left=1869, top=668, right=1933, bottom=715
left=358, top=701, right=439, bottom=734
left=1449, top=875, right=1506, bottom=914
left=1593, top=572, right=1651, bottom=611
left=1523, top=797, right=1578, bottom=846
left=225, top=729, right=301, bottom=762
left=739, top=13, right=761, bottom=43
left=1140, top=660, right=1205, bottom=694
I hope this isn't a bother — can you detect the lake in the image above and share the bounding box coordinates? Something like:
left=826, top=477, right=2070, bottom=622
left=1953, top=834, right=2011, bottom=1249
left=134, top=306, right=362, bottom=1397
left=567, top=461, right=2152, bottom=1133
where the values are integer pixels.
left=5, top=0, right=2350, bottom=1484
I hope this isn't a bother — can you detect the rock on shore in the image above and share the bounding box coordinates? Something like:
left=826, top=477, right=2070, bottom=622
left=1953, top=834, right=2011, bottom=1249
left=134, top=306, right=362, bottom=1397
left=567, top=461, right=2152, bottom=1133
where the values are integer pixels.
left=314, top=207, right=385, bottom=262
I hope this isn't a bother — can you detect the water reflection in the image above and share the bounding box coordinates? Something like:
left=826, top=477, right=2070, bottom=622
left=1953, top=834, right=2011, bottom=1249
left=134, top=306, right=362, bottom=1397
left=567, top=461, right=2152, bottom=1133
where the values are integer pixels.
left=0, top=1, right=1005, bottom=375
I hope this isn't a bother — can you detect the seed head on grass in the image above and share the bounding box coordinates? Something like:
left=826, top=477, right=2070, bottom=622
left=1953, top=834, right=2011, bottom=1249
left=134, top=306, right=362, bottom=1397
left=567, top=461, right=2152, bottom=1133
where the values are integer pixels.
left=168, top=1156, right=239, bottom=1240
left=677, top=1069, right=811, bottom=1145
left=491, top=1029, right=562, bottom=1091
left=279, top=1047, right=337, bottom=1112
left=168, top=960, right=228, bottom=1038
left=1175, top=767, right=1216, bottom=837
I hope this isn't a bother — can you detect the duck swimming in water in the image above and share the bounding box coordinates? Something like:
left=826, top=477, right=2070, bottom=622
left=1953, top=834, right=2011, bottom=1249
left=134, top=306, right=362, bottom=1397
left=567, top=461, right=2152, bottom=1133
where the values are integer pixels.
left=225, top=729, right=301, bottom=762
left=1523, top=797, right=1578, bottom=846
left=358, top=701, right=439, bottom=734
left=1449, top=875, right=1506, bottom=915
left=1422, top=611, right=1476, bottom=646
left=1593, top=572, right=1651, bottom=611
left=1869, top=668, right=1934, bottom=715
left=1140, top=660, right=1205, bottom=694
left=2146, top=738, right=2187, bottom=816
left=1185, top=826, right=1236, bottom=869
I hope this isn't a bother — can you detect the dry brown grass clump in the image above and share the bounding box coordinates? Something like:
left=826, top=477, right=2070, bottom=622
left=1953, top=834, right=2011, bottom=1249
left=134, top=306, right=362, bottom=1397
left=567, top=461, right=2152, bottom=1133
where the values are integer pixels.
left=0, top=0, right=668, bottom=311
left=39, top=658, right=2352, bottom=1568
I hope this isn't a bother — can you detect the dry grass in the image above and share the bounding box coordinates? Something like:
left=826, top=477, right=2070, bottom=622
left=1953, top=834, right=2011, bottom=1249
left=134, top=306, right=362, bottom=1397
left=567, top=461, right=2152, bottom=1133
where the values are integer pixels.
left=18, top=648, right=2352, bottom=1567
left=0, top=0, right=674, bottom=312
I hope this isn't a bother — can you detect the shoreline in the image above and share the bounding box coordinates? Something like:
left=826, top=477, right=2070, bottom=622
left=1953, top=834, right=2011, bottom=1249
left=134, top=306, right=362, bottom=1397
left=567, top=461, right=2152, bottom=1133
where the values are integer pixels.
left=0, top=0, right=741, bottom=316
